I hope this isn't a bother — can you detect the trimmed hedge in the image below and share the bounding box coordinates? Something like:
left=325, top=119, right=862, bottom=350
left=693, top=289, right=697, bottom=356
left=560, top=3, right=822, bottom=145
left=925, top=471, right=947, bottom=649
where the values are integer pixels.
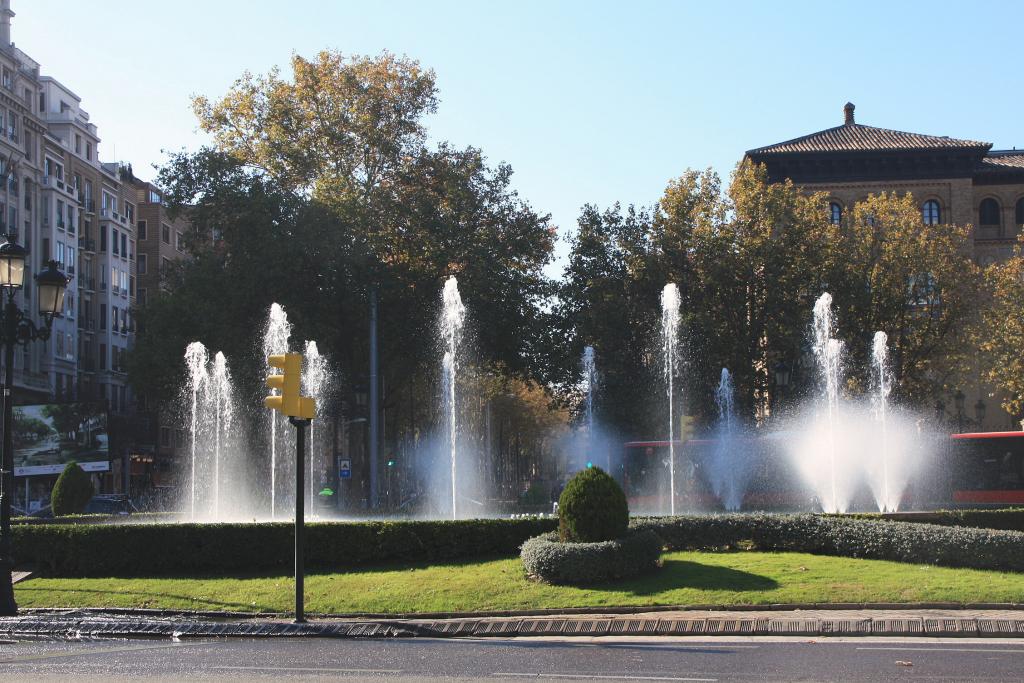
left=51, top=463, right=93, bottom=516
left=633, top=514, right=1024, bottom=572
left=851, top=509, right=1024, bottom=533
left=520, top=530, right=662, bottom=584
left=12, top=518, right=557, bottom=578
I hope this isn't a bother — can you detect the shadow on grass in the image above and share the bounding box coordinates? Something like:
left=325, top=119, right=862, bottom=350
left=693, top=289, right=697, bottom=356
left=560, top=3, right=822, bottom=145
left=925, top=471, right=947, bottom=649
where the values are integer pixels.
left=589, top=559, right=778, bottom=596
left=15, top=585, right=279, bottom=613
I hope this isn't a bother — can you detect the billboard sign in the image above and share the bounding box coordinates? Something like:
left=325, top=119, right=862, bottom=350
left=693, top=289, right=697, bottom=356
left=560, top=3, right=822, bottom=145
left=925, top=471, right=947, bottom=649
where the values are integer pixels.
left=12, top=403, right=110, bottom=477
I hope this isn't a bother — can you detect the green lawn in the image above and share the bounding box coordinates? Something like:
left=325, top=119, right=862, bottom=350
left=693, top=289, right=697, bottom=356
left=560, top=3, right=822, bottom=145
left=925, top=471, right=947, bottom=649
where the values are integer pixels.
left=16, top=551, right=1024, bottom=615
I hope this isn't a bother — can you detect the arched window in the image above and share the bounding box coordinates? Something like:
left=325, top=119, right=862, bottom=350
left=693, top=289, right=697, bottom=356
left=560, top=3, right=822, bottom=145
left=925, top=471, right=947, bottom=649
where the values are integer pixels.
left=979, top=198, right=1001, bottom=226
left=828, top=202, right=842, bottom=225
left=1016, top=197, right=1024, bottom=227
left=921, top=200, right=941, bottom=225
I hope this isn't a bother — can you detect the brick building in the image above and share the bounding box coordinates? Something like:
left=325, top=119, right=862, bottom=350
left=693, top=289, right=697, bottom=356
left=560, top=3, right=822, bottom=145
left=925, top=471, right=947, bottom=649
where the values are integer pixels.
left=746, top=103, right=1023, bottom=429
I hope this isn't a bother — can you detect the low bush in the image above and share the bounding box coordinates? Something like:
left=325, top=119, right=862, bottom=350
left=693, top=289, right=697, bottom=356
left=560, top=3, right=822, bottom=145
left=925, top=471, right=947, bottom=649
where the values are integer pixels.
left=558, top=467, right=628, bottom=542
left=633, top=514, right=1024, bottom=572
left=520, top=530, right=662, bottom=584
left=12, top=517, right=557, bottom=578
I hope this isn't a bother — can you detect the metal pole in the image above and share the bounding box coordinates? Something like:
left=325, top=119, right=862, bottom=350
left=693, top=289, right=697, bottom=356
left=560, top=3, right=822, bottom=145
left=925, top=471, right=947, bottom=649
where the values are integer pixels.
left=0, top=296, right=18, bottom=614
left=368, top=287, right=379, bottom=510
left=291, top=417, right=308, bottom=624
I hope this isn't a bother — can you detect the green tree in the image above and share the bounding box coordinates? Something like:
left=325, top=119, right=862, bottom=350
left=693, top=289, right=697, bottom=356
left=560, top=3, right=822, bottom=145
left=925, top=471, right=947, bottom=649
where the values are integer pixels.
left=829, top=192, right=980, bottom=401
left=51, top=462, right=94, bottom=516
left=977, top=250, right=1024, bottom=420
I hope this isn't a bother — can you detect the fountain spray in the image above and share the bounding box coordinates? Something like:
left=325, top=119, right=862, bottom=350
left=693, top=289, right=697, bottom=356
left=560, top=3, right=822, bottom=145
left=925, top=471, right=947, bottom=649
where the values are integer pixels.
left=441, top=277, right=466, bottom=519
left=303, top=341, right=330, bottom=515
left=262, top=303, right=292, bottom=518
left=184, top=342, right=209, bottom=519
left=210, top=352, right=233, bottom=518
left=872, top=331, right=893, bottom=512
left=812, top=293, right=844, bottom=513
left=661, top=283, right=682, bottom=515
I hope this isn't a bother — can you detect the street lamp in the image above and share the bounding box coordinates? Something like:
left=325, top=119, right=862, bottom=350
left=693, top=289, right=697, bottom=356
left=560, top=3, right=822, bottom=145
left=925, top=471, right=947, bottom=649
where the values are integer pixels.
left=974, top=399, right=987, bottom=429
left=954, top=390, right=966, bottom=433
left=0, top=244, right=69, bottom=616
left=773, top=361, right=791, bottom=415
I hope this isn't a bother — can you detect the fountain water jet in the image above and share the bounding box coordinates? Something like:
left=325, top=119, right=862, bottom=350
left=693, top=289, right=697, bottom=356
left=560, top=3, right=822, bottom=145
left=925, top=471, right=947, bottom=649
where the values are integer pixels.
left=660, top=283, right=682, bottom=515
left=210, top=352, right=233, bottom=518
left=262, top=303, right=292, bottom=518
left=871, top=331, right=894, bottom=512
left=440, top=277, right=466, bottom=519
left=303, top=341, right=330, bottom=516
left=582, top=346, right=597, bottom=435
left=812, top=293, right=845, bottom=513
left=184, top=342, right=209, bottom=519
left=711, top=368, right=744, bottom=510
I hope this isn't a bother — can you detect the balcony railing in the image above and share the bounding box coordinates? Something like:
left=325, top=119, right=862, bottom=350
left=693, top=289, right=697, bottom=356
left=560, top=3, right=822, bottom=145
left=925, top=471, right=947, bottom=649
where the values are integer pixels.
left=78, top=237, right=95, bottom=252
left=84, top=199, right=95, bottom=213
left=100, top=208, right=111, bottom=219
left=41, top=175, right=52, bottom=187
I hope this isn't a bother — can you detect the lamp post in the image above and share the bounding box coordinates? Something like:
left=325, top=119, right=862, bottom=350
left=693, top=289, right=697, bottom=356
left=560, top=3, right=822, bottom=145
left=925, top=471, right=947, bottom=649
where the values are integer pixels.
left=0, top=238, right=69, bottom=616
left=974, top=399, right=987, bottom=430
left=773, top=361, right=791, bottom=415
left=954, top=390, right=966, bottom=433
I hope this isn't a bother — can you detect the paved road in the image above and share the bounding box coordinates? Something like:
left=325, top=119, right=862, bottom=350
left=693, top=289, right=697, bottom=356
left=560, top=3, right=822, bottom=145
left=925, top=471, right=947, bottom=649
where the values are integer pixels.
left=2, top=636, right=1024, bottom=681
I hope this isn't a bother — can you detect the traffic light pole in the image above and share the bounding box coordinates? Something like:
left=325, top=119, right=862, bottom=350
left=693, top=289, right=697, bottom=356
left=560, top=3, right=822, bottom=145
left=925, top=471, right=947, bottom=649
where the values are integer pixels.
left=290, top=417, right=311, bottom=624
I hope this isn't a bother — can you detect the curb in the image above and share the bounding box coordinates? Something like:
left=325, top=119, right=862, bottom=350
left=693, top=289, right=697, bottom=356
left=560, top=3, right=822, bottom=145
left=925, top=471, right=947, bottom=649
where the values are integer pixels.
left=4, top=612, right=1024, bottom=641
left=20, top=601, right=1024, bottom=622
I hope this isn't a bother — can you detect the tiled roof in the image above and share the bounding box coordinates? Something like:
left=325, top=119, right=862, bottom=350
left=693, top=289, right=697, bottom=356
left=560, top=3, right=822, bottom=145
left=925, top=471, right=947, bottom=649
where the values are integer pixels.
left=977, top=150, right=1024, bottom=172
left=747, top=123, right=991, bottom=156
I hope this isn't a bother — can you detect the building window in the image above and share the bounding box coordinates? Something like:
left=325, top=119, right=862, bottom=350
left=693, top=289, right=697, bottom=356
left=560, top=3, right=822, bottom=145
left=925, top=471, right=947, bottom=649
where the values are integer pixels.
left=979, top=198, right=1001, bottom=227
left=149, top=190, right=161, bottom=204
left=828, top=202, right=842, bottom=225
left=85, top=141, right=92, bottom=160
left=137, top=254, right=147, bottom=274
left=125, top=202, right=135, bottom=223
left=121, top=232, right=127, bottom=258
left=137, top=220, right=147, bottom=240
left=161, top=223, right=170, bottom=244
left=112, top=229, right=119, bottom=256
left=921, top=200, right=941, bottom=225
left=176, top=232, right=184, bottom=252
left=1016, top=198, right=1024, bottom=227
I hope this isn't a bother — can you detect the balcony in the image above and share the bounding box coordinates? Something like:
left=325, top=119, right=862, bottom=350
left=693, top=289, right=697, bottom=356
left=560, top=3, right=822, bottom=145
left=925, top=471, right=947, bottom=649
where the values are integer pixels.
left=80, top=276, right=95, bottom=292
left=77, top=317, right=95, bottom=333
left=40, top=175, right=52, bottom=187
left=84, top=199, right=95, bottom=214
left=78, top=237, right=95, bottom=252
left=100, top=208, right=112, bottom=220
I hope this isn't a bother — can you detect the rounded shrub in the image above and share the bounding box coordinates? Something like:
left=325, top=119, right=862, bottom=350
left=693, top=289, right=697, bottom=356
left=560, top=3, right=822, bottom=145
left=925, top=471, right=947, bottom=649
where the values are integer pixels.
left=521, top=530, right=662, bottom=584
left=558, top=466, right=628, bottom=542
left=50, top=461, right=94, bottom=516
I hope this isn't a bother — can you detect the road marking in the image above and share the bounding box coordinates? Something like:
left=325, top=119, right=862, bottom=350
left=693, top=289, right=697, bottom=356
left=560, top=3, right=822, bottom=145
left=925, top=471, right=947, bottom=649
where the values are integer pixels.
left=493, top=674, right=716, bottom=682
left=0, top=642, right=185, bottom=664
left=857, top=647, right=1024, bottom=654
left=213, top=666, right=401, bottom=674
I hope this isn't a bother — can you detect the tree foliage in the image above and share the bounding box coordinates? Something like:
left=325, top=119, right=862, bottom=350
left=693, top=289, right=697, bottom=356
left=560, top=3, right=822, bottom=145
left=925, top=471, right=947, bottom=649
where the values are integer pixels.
left=978, top=250, right=1024, bottom=419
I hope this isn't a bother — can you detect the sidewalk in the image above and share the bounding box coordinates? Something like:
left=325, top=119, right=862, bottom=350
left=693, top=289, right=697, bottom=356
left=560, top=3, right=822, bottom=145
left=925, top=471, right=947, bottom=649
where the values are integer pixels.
left=3, top=607, right=1024, bottom=640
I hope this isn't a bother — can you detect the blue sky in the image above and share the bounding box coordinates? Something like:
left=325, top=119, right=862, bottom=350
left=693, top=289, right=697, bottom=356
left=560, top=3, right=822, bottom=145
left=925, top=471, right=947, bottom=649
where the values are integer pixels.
left=20, top=1, right=1024, bottom=274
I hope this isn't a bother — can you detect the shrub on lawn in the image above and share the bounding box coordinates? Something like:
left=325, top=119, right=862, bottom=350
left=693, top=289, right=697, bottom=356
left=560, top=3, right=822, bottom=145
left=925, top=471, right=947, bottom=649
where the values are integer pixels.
left=632, top=513, right=1024, bottom=572
left=521, top=530, right=662, bottom=584
left=12, top=517, right=557, bottom=577
left=50, top=462, right=93, bottom=516
left=558, top=467, right=628, bottom=542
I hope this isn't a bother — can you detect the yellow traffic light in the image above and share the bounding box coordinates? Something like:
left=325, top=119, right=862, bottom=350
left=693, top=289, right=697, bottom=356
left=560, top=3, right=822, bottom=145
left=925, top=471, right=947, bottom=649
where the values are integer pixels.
left=264, top=353, right=317, bottom=419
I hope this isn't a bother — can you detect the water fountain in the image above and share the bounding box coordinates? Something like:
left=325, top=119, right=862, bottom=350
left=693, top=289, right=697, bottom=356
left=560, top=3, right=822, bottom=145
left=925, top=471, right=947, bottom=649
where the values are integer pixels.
left=711, top=368, right=744, bottom=510
left=660, top=283, right=682, bottom=515
left=209, top=352, right=233, bottom=518
left=582, top=346, right=597, bottom=440
left=871, top=331, right=894, bottom=512
left=262, top=303, right=293, bottom=518
left=184, top=342, right=209, bottom=519
left=303, top=340, right=330, bottom=516
left=811, top=293, right=844, bottom=513
left=440, top=276, right=467, bottom=519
